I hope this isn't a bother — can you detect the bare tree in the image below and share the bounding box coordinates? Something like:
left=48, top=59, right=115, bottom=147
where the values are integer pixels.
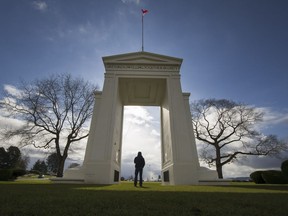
left=0, top=74, right=98, bottom=177
left=191, top=99, right=287, bottom=179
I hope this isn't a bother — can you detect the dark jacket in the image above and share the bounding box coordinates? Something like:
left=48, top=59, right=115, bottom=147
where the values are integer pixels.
left=134, top=152, right=145, bottom=169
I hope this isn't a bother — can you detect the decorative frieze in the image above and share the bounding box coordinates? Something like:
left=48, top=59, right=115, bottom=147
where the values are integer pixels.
left=104, top=63, right=180, bottom=72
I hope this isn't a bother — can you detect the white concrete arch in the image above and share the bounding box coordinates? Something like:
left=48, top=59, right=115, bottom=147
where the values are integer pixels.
left=61, top=51, right=217, bottom=185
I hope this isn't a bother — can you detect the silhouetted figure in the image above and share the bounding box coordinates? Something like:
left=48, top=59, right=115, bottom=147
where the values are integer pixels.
left=134, top=151, right=145, bottom=187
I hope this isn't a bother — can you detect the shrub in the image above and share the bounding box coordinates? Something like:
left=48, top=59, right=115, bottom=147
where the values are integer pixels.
left=12, top=169, right=26, bottom=179
left=261, top=170, right=288, bottom=184
left=0, top=169, right=13, bottom=181
left=281, top=160, right=288, bottom=176
left=29, top=170, right=40, bottom=175
left=250, top=171, right=266, bottom=184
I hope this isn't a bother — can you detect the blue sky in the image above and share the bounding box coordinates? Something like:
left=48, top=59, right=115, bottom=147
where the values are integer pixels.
left=1, top=0, right=288, bottom=178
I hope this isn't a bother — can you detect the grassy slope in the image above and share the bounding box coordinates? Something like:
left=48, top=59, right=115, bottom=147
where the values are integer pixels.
left=0, top=180, right=288, bottom=216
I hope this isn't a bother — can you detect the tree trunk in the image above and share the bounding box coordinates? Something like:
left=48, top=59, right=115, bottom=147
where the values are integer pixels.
left=56, top=154, right=68, bottom=177
left=216, top=164, right=223, bottom=179
left=215, top=146, right=223, bottom=179
left=56, top=157, right=66, bottom=177
left=56, top=143, right=69, bottom=177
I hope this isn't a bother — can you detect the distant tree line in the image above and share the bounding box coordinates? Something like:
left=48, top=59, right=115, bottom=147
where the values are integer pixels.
left=30, top=152, right=80, bottom=176
left=0, top=146, right=29, bottom=170
left=0, top=146, right=29, bottom=180
left=0, top=146, right=80, bottom=180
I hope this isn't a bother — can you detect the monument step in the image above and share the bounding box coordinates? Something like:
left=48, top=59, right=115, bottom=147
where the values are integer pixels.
left=50, top=178, right=84, bottom=184
left=198, top=179, right=232, bottom=185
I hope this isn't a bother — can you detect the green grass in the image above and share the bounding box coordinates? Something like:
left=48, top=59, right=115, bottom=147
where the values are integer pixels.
left=0, top=180, right=288, bottom=216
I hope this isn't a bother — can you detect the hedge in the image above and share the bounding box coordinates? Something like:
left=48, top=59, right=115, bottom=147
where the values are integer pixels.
left=261, top=170, right=288, bottom=184
left=0, top=169, right=13, bottom=181
left=250, top=171, right=266, bottom=184
left=0, top=169, right=26, bottom=181
left=281, top=160, right=288, bottom=176
left=12, top=169, right=26, bottom=179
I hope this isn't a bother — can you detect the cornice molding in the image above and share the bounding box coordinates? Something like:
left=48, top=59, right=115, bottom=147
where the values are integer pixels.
left=105, top=63, right=180, bottom=72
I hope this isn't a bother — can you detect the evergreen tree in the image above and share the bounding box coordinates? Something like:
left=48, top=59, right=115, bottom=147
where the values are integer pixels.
left=32, top=160, right=47, bottom=174
left=0, top=146, right=21, bottom=169
left=46, top=153, right=59, bottom=174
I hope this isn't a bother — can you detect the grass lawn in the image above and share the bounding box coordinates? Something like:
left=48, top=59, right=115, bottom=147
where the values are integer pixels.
left=0, top=179, right=288, bottom=216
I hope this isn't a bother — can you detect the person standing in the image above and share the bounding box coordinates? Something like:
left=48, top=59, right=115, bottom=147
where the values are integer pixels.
left=134, top=151, right=145, bottom=187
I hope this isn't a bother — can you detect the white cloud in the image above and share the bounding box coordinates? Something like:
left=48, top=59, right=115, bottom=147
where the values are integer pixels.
left=261, top=107, right=288, bottom=125
left=223, top=163, right=256, bottom=178
left=222, top=155, right=285, bottom=178
left=252, top=107, right=288, bottom=137
left=78, top=26, right=88, bottom=34
left=124, top=106, right=154, bottom=126
left=48, top=20, right=111, bottom=47
left=32, top=1, right=48, bottom=11
left=121, top=0, right=141, bottom=5
left=151, top=129, right=160, bottom=137
left=0, top=115, right=24, bottom=129
left=4, top=84, right=23, bottom=99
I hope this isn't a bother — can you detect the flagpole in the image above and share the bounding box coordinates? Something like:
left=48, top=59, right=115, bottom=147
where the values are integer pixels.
left=141, top=9, right=148, bottom=52
left=142, top=13, right=144, bottom=52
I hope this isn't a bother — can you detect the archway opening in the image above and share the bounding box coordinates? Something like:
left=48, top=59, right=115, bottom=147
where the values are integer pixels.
left=120, top=106, right=161, bottom=182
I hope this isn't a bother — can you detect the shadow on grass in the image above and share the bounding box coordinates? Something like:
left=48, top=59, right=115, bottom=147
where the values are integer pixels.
left=134, top=186, right=150, bottom=189
left=216, top=184, right=288, bottom=192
